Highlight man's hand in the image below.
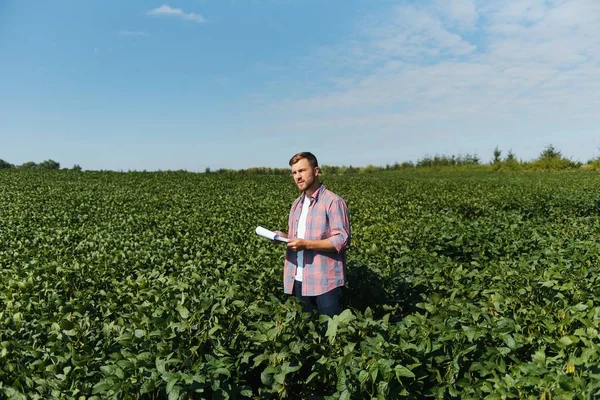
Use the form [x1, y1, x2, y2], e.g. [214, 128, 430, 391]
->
[287, 238, 308, 251]
[273, 231, 288, 245]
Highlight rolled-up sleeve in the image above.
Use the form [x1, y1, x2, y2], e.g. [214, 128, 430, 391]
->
[328, 199, 350, 253]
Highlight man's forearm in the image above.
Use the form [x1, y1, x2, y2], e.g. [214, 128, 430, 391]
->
[304, 238, 337, 252]
[287, 236, 347, 253]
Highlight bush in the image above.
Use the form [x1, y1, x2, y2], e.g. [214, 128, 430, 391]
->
[417, 153, 480, 168]
[38, 159, 61, 170]
[0, 159, 14, 169]
[527, 144, 579, 171]
[18, 161, 38, 169]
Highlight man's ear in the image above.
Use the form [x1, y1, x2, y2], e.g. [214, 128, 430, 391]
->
[315, 167, 320, 176]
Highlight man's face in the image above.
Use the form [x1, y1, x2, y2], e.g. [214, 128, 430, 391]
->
[291, 158, 318, 192]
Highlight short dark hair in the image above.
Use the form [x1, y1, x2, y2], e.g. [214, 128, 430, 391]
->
[289, 152, 319, 168]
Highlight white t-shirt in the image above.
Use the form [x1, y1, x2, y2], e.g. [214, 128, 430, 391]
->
[294, 195, 311, 282]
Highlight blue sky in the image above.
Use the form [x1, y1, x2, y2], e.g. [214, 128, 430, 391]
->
[1, 0, 599, 171]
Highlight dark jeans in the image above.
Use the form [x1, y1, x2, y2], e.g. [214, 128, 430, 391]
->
[293, 280, 344, 318]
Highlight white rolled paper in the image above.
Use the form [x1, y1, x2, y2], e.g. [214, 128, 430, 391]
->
[255, 226, 289, 242]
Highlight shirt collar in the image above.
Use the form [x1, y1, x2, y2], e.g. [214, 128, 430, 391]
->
[299, 183, 325, 204]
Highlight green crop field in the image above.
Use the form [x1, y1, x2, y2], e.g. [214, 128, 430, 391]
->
[2, 170, 600, 399]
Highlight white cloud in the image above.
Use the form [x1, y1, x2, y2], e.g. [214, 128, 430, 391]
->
[435, 0, 479, 30]
[147, 4, 206, 23]
[262, 0, 600, 161]
[369, 5, 477, 60]
[118, 30, 150, 37]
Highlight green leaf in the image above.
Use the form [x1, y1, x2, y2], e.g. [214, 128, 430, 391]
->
[335, 309, 355, 324]
[558, 336, 579, 347]
[213, 368, 231, 378]
[336, 370, 347, 392]
[325, 320, 338, 343]
[168, 386, 182, 400]
[394, 365, 415, 379]
[92, 381, 112, 394]
[532, 348, 546, 365]
[156, 358, 167, 374]
[261, 366, 276, 386]
[359, 370, 369, 385]
[253, 353, 269, 367]
[176, 305, 189, 319]
[166, 378, 178, 395]
[140, 379, 156, 394]
[559, 336, 573, 346]
[501, 334, 516, 349]
[100, 365, 115, 376]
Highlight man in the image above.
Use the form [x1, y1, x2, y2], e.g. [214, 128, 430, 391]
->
[275, 152, 351, 317]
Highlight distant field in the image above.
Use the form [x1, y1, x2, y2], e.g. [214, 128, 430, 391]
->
[1, 170, 600, 399]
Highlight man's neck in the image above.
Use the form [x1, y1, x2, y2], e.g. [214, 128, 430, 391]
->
[303, 182, 320, 198]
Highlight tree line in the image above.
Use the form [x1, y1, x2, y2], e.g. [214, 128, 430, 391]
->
[3, 144, 600, 174]
[0, 159, 81, 171]
[208, 145, 600, 175]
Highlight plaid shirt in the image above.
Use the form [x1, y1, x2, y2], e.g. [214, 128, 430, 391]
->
[284, 184, 351, 296]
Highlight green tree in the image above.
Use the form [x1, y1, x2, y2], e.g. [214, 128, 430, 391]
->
[19, 161, 38, 169]
[539, 144, 561, 159]
[531, 144, 578, 170]
[463, 154, 480, 165]
[38, 159, 61, 170]
[493, 147, 502, 163]
[360, 164, 381, 173]
[0, 159, 14, 169]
